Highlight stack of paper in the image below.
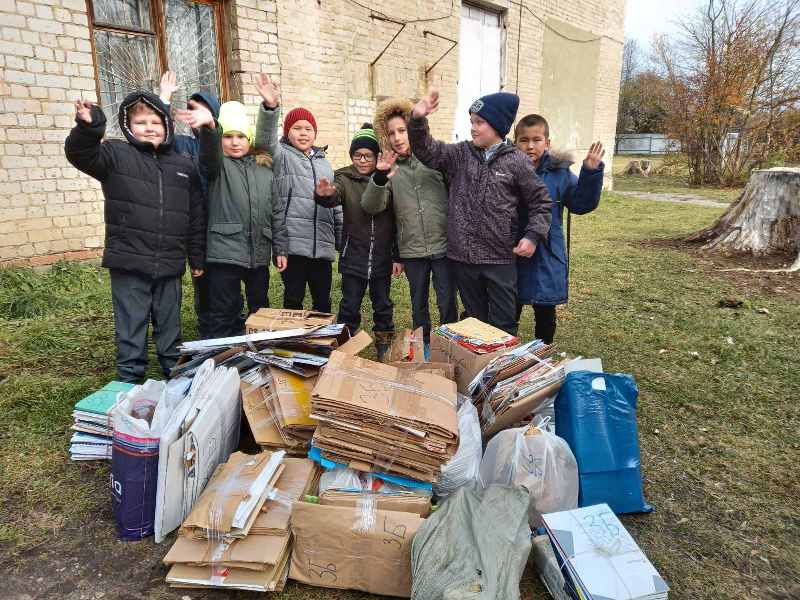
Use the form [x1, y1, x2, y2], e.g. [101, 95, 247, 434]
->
[310, 351, 459, 483]
[164, 451, 317, 592]
[542, 504, 669, 600]
[434, 318, 519, 354]
[70, 381, 135, 460]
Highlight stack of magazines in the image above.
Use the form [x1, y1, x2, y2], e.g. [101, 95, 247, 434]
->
[70, 381, 135, 460]
[434, 318, 519, 354]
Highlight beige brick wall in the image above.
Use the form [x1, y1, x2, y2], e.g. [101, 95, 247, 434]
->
[0, 0, 625, 266]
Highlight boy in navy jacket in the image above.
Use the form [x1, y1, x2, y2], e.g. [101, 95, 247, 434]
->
[514, 114, 605, 343]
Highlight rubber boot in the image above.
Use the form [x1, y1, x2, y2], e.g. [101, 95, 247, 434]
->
[375, 331, 395, 363]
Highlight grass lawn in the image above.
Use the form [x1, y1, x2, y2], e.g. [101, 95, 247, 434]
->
[1, 191, 798, 599]
[613, 154, 744, 203]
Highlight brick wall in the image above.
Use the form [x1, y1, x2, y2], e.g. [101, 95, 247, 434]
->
[0, 0, 625, 266]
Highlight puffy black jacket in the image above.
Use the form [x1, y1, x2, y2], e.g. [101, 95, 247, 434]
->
[65, 91, 205, 279]
[314, 165, 396, 279]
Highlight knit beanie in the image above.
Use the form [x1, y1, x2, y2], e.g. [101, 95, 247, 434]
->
[217, 101, 253, 143]
[468, 92, 520, 139]
[349, 123, 379, 157]
[283, 107, 318, 137]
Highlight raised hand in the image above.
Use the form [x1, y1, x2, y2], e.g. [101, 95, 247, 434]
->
[315, 177, 336, 197]
[255, 73, 280, 109]
[175, 99, 215, 129]
[583, 141, 605, 170]
[513, 238, 537, 258]
[412, 89, 440, 119]
[74, 99, 94, 124]
[159, 71, 179, 104]
[376, 150, 400, 177]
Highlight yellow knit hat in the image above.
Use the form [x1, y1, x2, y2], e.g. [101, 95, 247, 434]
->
[217, 101, 254, 143]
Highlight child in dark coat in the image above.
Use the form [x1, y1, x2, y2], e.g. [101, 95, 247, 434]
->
[315, 124, 398, 360]
[65, 92, 205, 382]
[514, 114, 605, 343]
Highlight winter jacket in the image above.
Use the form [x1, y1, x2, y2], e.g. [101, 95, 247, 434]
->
[64, 91, 205, 279]
[517, 150, 604, 305]
[170, 91, 221, 199]
[265, 105, 342, 261]
[407, 116, 551, 265]
[199, 105, 288, 269]
[315, 165, 396, 279]
[360, 154, 448, 259]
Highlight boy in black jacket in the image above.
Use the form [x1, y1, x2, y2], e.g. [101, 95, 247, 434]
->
[65, 92, 205, 382]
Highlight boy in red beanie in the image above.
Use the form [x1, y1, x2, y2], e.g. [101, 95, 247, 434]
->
[267, 106, 340, 312]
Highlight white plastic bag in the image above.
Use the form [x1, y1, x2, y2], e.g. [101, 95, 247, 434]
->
[434, 395, 482, 499]
[319, 467, 363, 494]
[479, 424, 578, 526]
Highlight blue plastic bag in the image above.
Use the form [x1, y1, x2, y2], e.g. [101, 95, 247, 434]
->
[111, 431, 160, 540]
[555, 371, 653, 514]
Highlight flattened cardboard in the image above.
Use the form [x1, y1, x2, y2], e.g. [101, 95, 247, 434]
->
[252, 458, 317, 535]
[241, 383, 283, 448]
[290, 501, 424, 597]
[481, 381, 563, 438]
[245, 308, 336, 334]
[336, 330, 373, 356]
[268, 366, 316, 428]
[319, 491, 432, 517]
[392, 361, 456, 381]
[164, 531, 289, 569]
[430, 333, 518, 393]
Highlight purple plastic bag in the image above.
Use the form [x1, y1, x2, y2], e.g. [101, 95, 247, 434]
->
[111, 432, 159, 540]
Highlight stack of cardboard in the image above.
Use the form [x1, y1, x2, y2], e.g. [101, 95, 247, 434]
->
[431, 318, 520, 393]
[70, 381, 135, 460]
[245, 308, 336, 334]
[164, 451, 318, 592]
[310, 351, 459, 483]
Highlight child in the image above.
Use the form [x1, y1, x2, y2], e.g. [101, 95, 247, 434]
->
[407, 91, 552, 335]
[158, 71, 220, 339]
[65, 92, 205, 382]
[514, 114, 605, 343]
[176, 74, 289, 339]
[314, 124, 397, 361]
[270, 106, 341, 313]
[361, 97, 457, 359]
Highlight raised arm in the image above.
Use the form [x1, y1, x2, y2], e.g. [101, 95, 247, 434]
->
[254, 73, 281, 156]
[64, 101, 114, 181]
[314, 177, 342, 209]
[176, 102, 221, 179]
[407, 90, 461, 175]
[361, 150, 398, 215]
[565, 141, 605, 215]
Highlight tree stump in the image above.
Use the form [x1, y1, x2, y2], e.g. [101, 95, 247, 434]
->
[685, 167, 800, 270]
[624, 160, 653, 176]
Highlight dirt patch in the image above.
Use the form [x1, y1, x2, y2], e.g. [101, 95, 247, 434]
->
[641, 238, 800, 299]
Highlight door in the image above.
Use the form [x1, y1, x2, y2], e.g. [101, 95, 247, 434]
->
[453, 3, 503, 141]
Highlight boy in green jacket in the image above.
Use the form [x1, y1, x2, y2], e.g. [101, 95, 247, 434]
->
[361, 98, 457, 358]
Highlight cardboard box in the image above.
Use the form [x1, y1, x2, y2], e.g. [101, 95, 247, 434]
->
[430, 333, 517, 394]
[319, 490, 432, 517]
[245, 308, 336, 334]
[290, 501, 424, 597]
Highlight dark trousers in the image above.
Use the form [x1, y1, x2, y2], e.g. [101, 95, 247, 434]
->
[452, 261, 518, 336]
[192, 271, 212, 339]
[281, 254, 332, 313]
[403, 256, 458, 344]
[517, 303, 557, 344]
[109, 269, 182, 383]
[206, 263, 269, 339]
[338, 273, 394, 335]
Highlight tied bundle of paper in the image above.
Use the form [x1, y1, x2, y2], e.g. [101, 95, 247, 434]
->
[542, 504, 670, 600]
[70, 381, 135, 460]
[310, 351, 459, 484]
[469, 340, 568, 437]
[165, 451, 318, 592]
[435, 317, 519, 354]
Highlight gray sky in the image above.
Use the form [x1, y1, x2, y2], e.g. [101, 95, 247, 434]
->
[625, 0, 704, 47]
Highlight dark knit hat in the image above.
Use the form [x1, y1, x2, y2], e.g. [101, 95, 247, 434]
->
[468, 92, 520, 138]
[349, 123, 379, 157]
[283, 107, 317, 137]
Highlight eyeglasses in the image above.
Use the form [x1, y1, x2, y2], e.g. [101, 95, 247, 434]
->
[353, 153, 375, 162]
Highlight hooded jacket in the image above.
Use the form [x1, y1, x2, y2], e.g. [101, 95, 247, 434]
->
[407, 116, 552, 265]
[315, 164, 396, 279]
[362, 97, 448, 259]
[199, 104, 288, 269]
[264, 105, 342, 261]
[516, 150, 604, 305]
[64, 91, 205, 278]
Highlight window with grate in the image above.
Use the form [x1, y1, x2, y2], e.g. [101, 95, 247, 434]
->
[89, 0, 226, 136]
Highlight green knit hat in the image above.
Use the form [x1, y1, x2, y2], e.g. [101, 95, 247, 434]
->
[349, 122, 379, 157]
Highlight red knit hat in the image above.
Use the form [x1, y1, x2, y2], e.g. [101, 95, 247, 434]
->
[283, 107, 318, 137]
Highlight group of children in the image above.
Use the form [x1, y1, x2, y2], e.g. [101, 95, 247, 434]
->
[65, 72, 604, 383]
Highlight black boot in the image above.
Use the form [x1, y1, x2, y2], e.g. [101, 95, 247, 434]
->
[375, 331, 395, 363]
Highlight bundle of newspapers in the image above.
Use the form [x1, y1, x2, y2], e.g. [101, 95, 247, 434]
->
[164, 450, 319, 592]
[434, 317, 519, 354]
[70, 381, 134, 460]
[309, 351, 460, 483]
[468, 340, 568, 436]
